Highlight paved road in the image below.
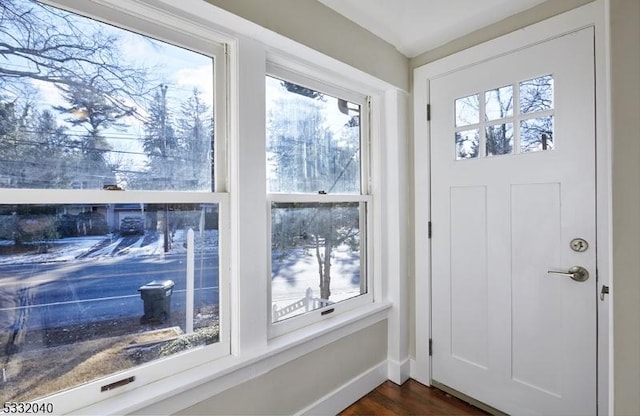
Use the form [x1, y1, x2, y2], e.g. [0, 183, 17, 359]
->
[0, 234, 219, 332]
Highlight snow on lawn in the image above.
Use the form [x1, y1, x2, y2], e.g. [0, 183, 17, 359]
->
[0, 236, 105, 265]
[0, 229, 218, 265]
[271, 243, 362, 316]
[1, 228, 354, 320]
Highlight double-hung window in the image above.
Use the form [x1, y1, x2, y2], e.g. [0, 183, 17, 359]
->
[0, 0, 228, 407]
[266, 64, 372, 336]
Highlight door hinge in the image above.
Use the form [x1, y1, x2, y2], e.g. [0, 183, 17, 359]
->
[428, 221, 432, 239]
[426, 104, 431, 121]
[429, 338, 433, 356]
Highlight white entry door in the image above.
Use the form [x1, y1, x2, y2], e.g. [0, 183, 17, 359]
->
[430, 27, 596, 415]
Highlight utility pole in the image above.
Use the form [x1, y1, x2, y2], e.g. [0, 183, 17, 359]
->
[160, 84, 170, 253]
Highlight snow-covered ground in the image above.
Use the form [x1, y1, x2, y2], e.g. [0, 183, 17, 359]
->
[271, 243, 362, 320]
[0, 236, 105, 265]
[0, 230, 360, 321]
[0, 229, 219, 266]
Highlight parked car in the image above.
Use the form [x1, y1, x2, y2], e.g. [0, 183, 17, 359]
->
[120, 216, 144, 235]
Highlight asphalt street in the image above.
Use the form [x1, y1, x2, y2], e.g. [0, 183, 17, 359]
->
[0, 234, 219, 332]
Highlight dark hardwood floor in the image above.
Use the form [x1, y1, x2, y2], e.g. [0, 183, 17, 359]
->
[338, 379, 489, 416]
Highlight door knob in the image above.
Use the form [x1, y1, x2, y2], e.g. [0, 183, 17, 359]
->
[547, 266, 589, 282]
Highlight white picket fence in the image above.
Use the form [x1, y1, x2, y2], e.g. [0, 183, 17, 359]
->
[272, 287, 333, 321]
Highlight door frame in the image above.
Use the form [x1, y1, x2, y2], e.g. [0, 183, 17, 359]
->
[411, 2, 611, 414]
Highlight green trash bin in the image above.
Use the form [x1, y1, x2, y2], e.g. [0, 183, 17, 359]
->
[138, 280, 174, 324]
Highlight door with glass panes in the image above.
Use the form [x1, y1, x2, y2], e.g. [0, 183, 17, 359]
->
[430, 27, 596, 415]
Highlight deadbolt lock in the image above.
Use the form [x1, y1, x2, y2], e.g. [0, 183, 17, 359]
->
[570, 238, 589, 252]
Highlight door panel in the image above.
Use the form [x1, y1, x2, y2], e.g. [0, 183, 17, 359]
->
[511, 183, 562, 395]
[450, 186, 488, 368]
[430, 28, 596, 415]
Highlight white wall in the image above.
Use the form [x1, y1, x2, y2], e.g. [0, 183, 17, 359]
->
[135, 321, 388, 415]
[609, 0, 640, 414]
[409, 0, 595, 70]
[204, 0, 409, 92]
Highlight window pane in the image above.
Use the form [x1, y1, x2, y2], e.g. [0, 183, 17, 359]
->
[0, 0, 215, 191]
[271, 202, 365, 322]
[520, 75, 554, 114]
[0, 203, 219, 402]
[521, 116, 554, 153]
[455, 94, 480, 127]
[455, 129, 480, 160]
[485, 85, 513, 121]
[266, 76, 361, 194]
[486, 123, 514, 156]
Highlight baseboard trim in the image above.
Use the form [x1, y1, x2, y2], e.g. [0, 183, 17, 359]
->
[297, 361, 388, 416]
[387, 357, 411, 385]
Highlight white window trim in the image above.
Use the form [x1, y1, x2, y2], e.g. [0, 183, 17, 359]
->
[265, 62, 375, 337]
[22, 0, 402, 413]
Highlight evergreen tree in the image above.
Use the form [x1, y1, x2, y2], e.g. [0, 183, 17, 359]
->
[31, 109, 76, 188]
[177, 88, 213, 191]
[0, 98, 24, 186]
[54, 83, 134, 187]
[141, 84, 180, 190]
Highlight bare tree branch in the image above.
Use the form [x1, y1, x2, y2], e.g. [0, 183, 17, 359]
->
[0, 0, 154, 115]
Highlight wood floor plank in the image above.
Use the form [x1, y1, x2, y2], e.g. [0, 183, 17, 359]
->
[338, 379, 488, 416]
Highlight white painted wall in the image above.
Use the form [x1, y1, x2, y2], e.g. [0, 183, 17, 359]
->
[609, 0, 640, 414]
[409, 0, 595, 69]
[135, 321, 388, 415]
[203, 0, 409, 92]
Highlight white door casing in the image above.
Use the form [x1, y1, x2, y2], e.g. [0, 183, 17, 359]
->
[429, 27, 596, 415]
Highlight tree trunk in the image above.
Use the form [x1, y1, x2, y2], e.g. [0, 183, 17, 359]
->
[315, 234, 323, 289]
[321, 233, 332, 300]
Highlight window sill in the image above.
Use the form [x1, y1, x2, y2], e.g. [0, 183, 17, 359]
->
[71, 301, 392, 415]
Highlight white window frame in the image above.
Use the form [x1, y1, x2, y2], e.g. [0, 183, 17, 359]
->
[1, 0, 398, 413]
[265, 62, 375, 338]
[3, 0, 231, 411]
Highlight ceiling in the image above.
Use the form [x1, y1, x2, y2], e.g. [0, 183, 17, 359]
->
[317, 0, 548, 58]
